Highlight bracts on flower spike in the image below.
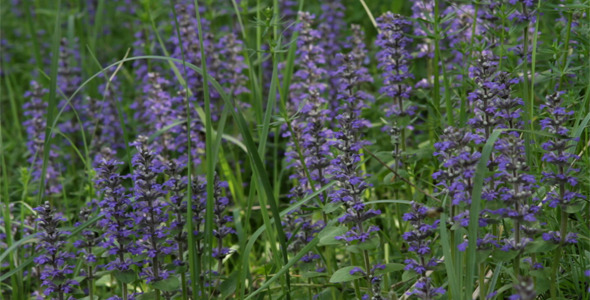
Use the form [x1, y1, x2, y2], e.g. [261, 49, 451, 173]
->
[403, 202, 445, 299]
[376, 12, 415, 118]
[34, 202, 78, 299]
[130, 136, 174, 285]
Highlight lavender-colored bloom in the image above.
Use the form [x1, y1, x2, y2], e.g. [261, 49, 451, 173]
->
[468, 53, 500, 139]
[289, 12, 328, 114]
[494, 133, 539, 251]
[411, 1, 435, 58]
[164, 160, 188, 266]
[406, 277, 446, 299]
[433, 127, 483, 208]
[88, 74, 124, 162]
[376, 12, 415, 117]
[403, 202, 445, 298]
[508, 0, 538, 24]
[542, 231, 577, 244]
[211, 176, 235, 261]
[318, 0, 345, 114]
[443, 5, 482, 65]
[130, 136, 174, 283]
[95, 148, 137, 271]
[73, 207, 101, 284]
[170, 3, 213, 97]
[57, 38, 83, 134]
[170, 90, 206, 166]
[279, 0, 299, 39]
[138, 72, 175, 152]
[287, 11, 332, 190]
[282, 212, 324, 266]
[23, 81, 62, 196]
[34, 202, 78, 297]
[330, 40, 377, 244]
[540, 92, 585, 209]
[216, 33, 249, 98]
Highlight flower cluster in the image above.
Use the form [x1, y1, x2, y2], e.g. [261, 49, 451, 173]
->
[130, 136, 174, 283]
[95, 148, 137, 272]
[211, 176, 235, 261]
[376, 12, 415, 117]
[540, 92, 583, 209]
[287, 11, 332, 190]
[331, 24, 377, 244]
[283, 11, 330, 270]
[23, 81, 62, 196]
[403, 202, 445, 299]
[34, 202, 78, 297]
[57, 37, 83, 134]
[88, 75, 124, 161]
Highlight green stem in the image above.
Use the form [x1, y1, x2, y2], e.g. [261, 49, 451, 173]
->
[557, 6, 573, 89]
[521, 6, 533, 164]
[479, 263, 486, 300]
[433, 0, 442, 127]
[351, 255, 363, 299]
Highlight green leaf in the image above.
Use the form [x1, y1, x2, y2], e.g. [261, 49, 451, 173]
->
[402, 270, 418, 282]
[492, 250, 519, 262]
[329, 266, 365, 283]
[526, 240, 559, 254]
[346, 236, 380, 253]
[322, 202, 340, 214]
[477, 250, 493, 264]
[113, 270, 137, 284]
[317, 226, 347, 246]
[565, 201, 584, 214]
[152, 276, 181, 292]
[220, 271, 238, 299]
[135, 292, 156, 300]
[530, 269, 550, 294]
[374, 263, 405, 276]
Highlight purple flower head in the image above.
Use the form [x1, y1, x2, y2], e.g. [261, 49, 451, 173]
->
[376, 12, 415, 117]
[403, 201, 443, 291]
[406, 277, 445, 299]
[212, 175, 235, 263]
[34, 202, 78, 297]
[508, 0, 538, 25]
[95, 149, 137, 271]
[318, 0, 346, 115]
[433, 127, 482, 212]
[130, 136, 174, 282]
[216, 33, 249, 98]
[23, 81, 62, 196]
[540, 92, 585, 209]
[286, 11, 333, 196]
[411, 1, 435, 58]
[88, 74, 125, 162]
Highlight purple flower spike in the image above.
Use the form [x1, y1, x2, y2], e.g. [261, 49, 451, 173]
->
[34, 202, 78, 298]
[95, 148, 138, 271]
[130, 136, 174, 283]
[403, 202, 445, 298]
[23, 81, 62, 196]
[540, 92, 585, 210]
[376, 12, 415, 117]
